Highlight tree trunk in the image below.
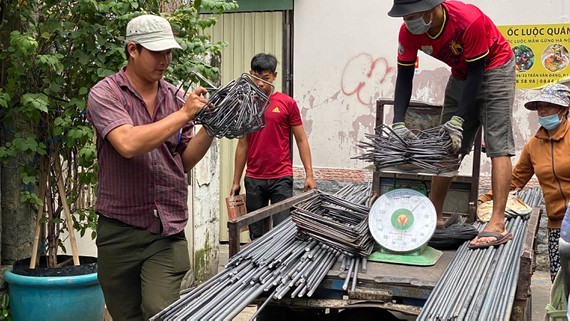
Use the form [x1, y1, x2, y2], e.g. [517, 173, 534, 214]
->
[0, 0, 26, 265]
[1, 156, 35, 265]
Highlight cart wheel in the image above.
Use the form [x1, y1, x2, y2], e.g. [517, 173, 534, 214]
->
[337, 308, 401, 321]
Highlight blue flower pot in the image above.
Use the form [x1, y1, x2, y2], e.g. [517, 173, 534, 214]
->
[4, 268, 105, 321]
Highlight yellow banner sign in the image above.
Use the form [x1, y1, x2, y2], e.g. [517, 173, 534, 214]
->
[498, 24, 570, 89]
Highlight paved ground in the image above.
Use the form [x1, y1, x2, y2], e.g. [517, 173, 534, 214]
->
[218, 244, 557, 320]
[532, 269, 553, 321]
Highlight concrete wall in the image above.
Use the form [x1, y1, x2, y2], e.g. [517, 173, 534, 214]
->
[188, 138, 220, 283]
[292, 0, 570, 190]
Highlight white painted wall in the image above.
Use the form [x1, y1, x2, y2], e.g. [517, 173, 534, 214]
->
[293, 0, 570, 183]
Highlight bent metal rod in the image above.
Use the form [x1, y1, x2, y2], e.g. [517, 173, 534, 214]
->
[175, 72, 274, 139]
[354, 124, 461, 173]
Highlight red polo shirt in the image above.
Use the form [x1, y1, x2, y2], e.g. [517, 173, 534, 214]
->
[397, 0, 513, 80]
[245, 92, 302, 179]
[87, 67, 194, 235]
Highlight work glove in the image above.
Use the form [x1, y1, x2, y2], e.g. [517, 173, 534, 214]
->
[391, 122, 417, 141]
[441, 116, 464, 153]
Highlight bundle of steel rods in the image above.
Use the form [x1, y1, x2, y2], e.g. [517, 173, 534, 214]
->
[417, 216, 528, 320]
[337, 254, 368, 293]
[291, 189, 375, 257]
[176, 73, 272, 139]
[151, 184, 372, 321]
[354, 124, 461, 173]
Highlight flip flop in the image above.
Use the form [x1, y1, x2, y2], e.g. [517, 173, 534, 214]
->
[468, 231, 513, 249]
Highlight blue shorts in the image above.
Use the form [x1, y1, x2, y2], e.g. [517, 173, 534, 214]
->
[442, 57, 516, 157]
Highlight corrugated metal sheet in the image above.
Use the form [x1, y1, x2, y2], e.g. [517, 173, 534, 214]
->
[205, 11, 283, 242]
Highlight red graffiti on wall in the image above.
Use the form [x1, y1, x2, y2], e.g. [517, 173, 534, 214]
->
[341, 53, 394, 105]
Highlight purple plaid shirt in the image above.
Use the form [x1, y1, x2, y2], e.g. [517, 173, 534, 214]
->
[87, 67, 194, 235]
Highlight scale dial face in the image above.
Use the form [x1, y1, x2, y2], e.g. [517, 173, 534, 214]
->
[369, 188, 437, 252]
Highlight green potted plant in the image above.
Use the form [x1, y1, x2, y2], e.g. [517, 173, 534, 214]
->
[0, 0, 236, 319]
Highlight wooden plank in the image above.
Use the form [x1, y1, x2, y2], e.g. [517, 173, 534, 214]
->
[515, 207, 541, 301]
[511, 208, 540, 320]
[29, 159, 48, 269]
[55, 157, 80, 266]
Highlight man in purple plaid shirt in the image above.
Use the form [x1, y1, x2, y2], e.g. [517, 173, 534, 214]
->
[87, 14, 214, 320]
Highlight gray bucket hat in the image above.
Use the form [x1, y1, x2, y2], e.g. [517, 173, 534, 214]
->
[388, 0, 445, 17]
[524, 83, 570, 110]
[125, 14, 182, 51]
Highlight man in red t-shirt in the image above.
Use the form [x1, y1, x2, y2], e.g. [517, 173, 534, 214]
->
[231, 53, 317, 240]
[388, 0, 516, 248]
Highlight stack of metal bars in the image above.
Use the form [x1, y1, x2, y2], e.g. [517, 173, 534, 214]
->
[417, 216, 528, 320]
[354, 124, 460, 173]
[176, 73, 273, 139]
[291, 190, 375, 257]
[150, 183, 372, 321]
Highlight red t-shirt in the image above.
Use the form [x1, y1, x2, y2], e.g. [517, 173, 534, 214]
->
[397, 0, 512, 80]
[245, 91, 302, 179]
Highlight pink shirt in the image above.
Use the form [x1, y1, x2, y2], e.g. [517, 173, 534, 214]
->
[245, 92, 302, 179]
[87, 68, 194, 235]
[397, 0, 513, 80]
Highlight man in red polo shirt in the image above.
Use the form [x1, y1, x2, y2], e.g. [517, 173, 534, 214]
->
[388, 0, 516, 248]
[231, 53, 316, 240]
[87, 14, 214, 320]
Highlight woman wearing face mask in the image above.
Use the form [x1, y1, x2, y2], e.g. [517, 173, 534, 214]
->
[387, 0, 516, 249]
[479, 83, 570, 282]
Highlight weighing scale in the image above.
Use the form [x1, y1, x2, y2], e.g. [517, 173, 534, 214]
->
[368, 188, 443, 266]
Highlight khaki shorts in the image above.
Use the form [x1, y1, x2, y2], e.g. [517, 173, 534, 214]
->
[442, 57, 516, 157]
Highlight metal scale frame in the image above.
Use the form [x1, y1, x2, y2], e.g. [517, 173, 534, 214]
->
[366, 99, 482, 266]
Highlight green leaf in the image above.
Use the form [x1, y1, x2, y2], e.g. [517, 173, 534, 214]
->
[12, 136, 39, 153]
[37, 54, 64, 72]
[21, 93, 49, 113]
[0, 91, 10, 108]
[9, 31, 38, 55]
[20, 191, 43, 206]
[21, 174, 36, 185]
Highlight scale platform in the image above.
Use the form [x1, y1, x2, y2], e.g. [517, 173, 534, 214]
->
[368, 246, 443, 266]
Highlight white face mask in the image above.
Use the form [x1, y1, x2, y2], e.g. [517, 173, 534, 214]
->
[404, 11, 432, 35]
